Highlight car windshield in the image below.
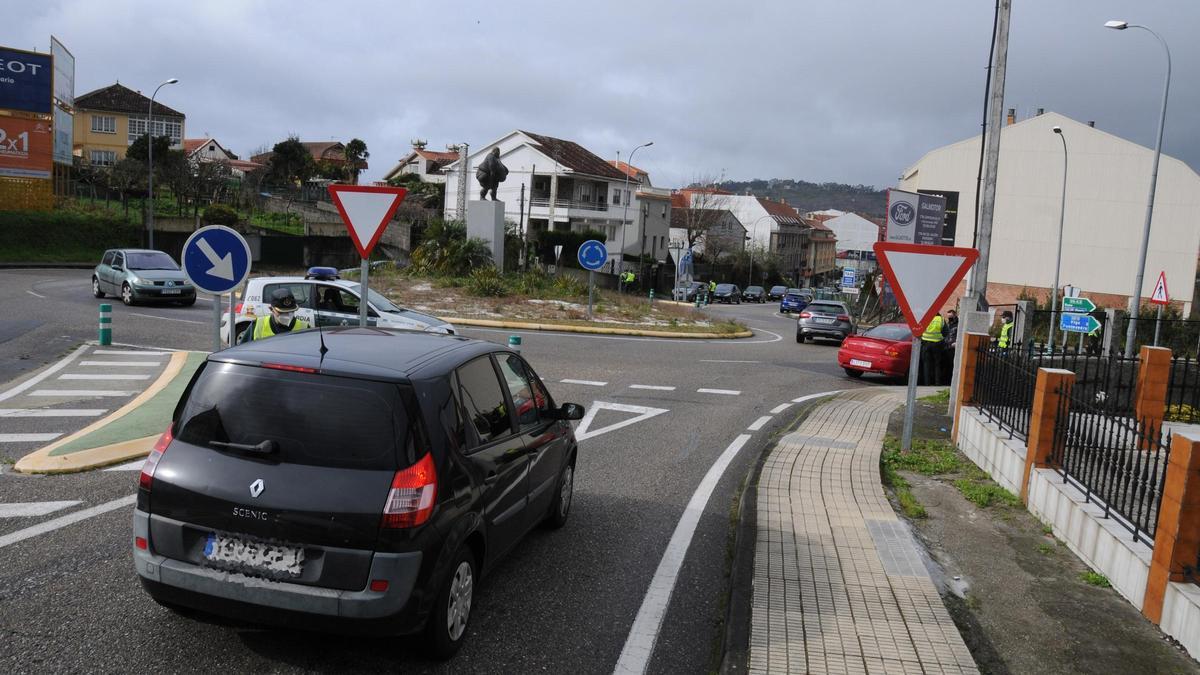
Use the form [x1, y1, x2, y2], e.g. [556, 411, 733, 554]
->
[863, 324, 912, 341]
[808, 303, 845, 314]
[747, 286, 763, 293]
[716, 284, 735, 292]
[125, 251, 178, 271]
[787, 288, 802, 294]
[348, 283, 401, 312]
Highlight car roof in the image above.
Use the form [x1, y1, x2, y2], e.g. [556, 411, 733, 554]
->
[209, 327, 495, 381]
[249, 276, 356, 289]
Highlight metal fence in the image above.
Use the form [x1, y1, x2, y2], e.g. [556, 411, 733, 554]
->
[1049, 383, 1172, 545]
[1017, 346, 1141, 418]
[972, 342, 1037, 441]
[1167, 356, 1200, 423]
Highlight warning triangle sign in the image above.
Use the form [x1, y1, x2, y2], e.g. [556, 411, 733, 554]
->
[327, 185, 408, 258]
[873, 242, 980, 338]
[1150, 271, 1170, 305]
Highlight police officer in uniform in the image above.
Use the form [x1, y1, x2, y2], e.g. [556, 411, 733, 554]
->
[920, 311, 944, 385]
[239, 288, 310, 343]
[997, 310, 1015, 349]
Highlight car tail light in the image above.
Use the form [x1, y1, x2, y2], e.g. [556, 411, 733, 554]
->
[370, 579, 389, 592]
[885, 346, 902, 357]
[837, 314, 851, 321]
[140, 423, 173, 491]
[135, 537, 148, 550]
[382, 452, 437, 529]
[799, 311, 812, 319]
[262, 363, 318, 373]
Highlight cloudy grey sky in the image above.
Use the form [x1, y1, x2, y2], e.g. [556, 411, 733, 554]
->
[11, 1, 1199, 189]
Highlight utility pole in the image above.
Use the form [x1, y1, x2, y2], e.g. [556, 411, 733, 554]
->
[967, 0, 1012, 311]
[456, 143, 469, 221]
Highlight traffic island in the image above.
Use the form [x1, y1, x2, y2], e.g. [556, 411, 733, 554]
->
[440, 316, 753, 339]
[14, 351, 206, 474]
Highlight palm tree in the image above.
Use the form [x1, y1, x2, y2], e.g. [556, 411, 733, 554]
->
[343, 138, 369, 184]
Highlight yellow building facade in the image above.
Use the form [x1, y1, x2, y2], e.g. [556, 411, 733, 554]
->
[72, 83, 184, 167]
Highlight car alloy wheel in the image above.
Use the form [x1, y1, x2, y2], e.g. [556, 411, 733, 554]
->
[446, 560, 473, 641]
[121, 283, 134, 306]
[546, 462, 574, 528]
[92, 277, 104, 298]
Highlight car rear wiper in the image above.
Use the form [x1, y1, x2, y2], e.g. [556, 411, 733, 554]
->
[209, 439, 279, 455]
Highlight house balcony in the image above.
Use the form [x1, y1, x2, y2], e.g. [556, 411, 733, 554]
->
[530, 195, 609, 213]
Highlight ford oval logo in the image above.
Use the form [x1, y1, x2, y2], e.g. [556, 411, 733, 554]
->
[249, 478, 264, 498]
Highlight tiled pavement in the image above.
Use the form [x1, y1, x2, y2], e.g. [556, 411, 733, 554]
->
[750, 389, 977, 674]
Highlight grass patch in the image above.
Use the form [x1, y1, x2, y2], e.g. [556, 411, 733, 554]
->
[880, 452, 926, 519]
[954, 479, 1021, 509]
[1037, 542, 1055, 555]
[1041, 524, 1054, 536]
[919, 388, 951, 405]
[1080, 571, 1112, 588]
[882, 436, 963, 475]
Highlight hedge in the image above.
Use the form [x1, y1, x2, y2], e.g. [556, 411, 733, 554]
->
[0, 210, 141, 262]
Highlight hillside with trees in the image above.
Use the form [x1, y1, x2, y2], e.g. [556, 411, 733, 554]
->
[718, 179, 887, 217]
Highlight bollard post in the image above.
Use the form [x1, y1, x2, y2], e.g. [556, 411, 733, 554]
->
[649, 289, 654, 305]
[508, 335, 521, 353]
[98, 303, 112, 346]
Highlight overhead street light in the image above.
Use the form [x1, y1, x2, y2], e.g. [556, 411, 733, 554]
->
[1047, 126, 1068, 351]
[1105, 20, 1171, 356]
[146, 77, 179, 250]
[617, 141, 653, 292]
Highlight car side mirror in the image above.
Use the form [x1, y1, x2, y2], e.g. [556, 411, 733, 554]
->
[554, 403, 585, 421]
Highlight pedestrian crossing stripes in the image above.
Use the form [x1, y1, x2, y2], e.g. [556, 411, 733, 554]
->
[79, 361, 161, 367]
[59, 374, 151, 381]
[0, 409, 106, 417]
[92, 350, 174, 356]
[31, 390, 137, 397]
[0, 501, 82, 517]
[0, 433, 62, 443]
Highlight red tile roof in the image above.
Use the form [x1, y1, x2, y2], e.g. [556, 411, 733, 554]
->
[608, 160, 647, 180]
[416, 149, 459, 163]
[520, 131, 627, 180]
[182, 139, 207, 155]
[758, 197, 805, 225]
[75, 83, 185, 118]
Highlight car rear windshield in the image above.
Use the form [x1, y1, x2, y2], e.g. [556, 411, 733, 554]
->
[716, 284, 735, 292]
[808, 303, 845, 314]
[126, 251, 179, 271]
[863, 324, 912, 341]
[784, 291, 805, 299]
[175, 362, 412, 470]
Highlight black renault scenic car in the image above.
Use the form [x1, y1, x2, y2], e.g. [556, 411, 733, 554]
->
[132, 327, 584, 658]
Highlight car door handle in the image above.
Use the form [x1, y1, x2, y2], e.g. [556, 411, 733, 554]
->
[483, 472, 499, 486]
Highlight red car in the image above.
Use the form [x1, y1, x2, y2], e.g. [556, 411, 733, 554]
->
[837, 323, 914, 379]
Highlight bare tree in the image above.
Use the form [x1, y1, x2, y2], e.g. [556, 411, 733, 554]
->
[673, 174, 732, 254]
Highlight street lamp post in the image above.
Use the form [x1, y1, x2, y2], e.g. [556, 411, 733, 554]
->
[617, 141, 652, 292]
[1106, 20, 1171, 357]
[146, 78, 179, 249]
[1048, 126, 1068, 351]
[746, 214, 774, 287]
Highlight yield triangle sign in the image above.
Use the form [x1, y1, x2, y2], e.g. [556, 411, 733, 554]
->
[873, 242, 980, 338]
[327, 185, 408, 258]
[1150, 271, 1170, 305]
[574, 401, 668, 441]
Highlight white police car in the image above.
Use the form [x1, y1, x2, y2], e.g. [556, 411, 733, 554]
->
[220, 267, 455, 342]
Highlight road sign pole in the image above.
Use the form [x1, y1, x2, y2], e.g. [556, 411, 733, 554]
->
[359, 259, 370, 327]
[901, 336, 921, 452]
[1154, 304, 1162, 347]
[228, 292, 235, 347]
[588, 271, 594, 320]
[211, 295, 221, 352]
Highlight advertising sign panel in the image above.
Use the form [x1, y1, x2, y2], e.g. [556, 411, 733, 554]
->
[885, 188, 946, 245]
[0, 117, 53, 178]
[0, 47, 52, 114]
[51, 36, 74, 108]
[52, 106, 72, 165]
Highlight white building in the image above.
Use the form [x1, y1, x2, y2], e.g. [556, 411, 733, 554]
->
[381, 141, 459, 184]
[443, 130, 670, 272]
[820, 212, 882, 272]
[899, 111, 1200, 312]
[182, 137, 262, 178]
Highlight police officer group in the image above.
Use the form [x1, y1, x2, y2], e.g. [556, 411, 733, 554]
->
[919, 308, 1014, 384]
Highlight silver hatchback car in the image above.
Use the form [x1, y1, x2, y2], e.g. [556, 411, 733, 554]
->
[796, 300, 854, 344]
[93, 249, 196, 306]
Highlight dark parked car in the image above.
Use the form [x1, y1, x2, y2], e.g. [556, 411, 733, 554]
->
[94, 249, 196, 306]
[133, 328, 584, 658]
[674, 281, 705, 302]
[797, 301, 855, 343]
[712, 283, 741, 304]
[779, 289, 810, 314]
[767, 285, 788, 301]
[742, 286, 766, 303]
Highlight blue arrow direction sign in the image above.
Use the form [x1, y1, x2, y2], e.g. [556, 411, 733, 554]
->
[1060, 312, 1101, 334]
[578, 239, 608, 271]
[181, 225, 252, 295]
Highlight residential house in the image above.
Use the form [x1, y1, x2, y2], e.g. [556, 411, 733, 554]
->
[382, 140, 460, 184]
[72, 83, 185, 167]
[251, 140, 367, 183]
[442, 130, 671, 273]
[183, 137, 263, 179]
[668, 189, 746, 259]
[817, 211, 883, 273]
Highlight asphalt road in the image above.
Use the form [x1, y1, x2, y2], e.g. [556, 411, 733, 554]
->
[0, 273, 885, 674]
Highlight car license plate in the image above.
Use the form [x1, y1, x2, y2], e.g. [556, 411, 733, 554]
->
[204, 532, 304, 577]
[161, 288, 181, 295]
[815, 317, 834, 324]
[850, 359, 872, 368]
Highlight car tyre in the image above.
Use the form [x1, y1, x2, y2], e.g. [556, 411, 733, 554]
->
[424, 548, 476, 660]
[843, 367, 864, 379]
[796, 332, 804, 343]
[544, 460, 574, 529]
[92, 277, 105, 298]
[121, 283, 135, 306]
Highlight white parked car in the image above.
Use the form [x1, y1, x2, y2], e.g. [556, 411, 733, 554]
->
[221, 268, 455, 343]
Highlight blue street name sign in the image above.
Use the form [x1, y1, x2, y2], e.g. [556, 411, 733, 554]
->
[578, 239, 608, 271]
[842, 268, 857, 289]
[1060, 312, 1101, 334]
[181, 225, 252, 295]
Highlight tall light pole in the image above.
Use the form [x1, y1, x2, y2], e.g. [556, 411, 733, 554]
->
[617, 141, 652, 291]
[746, 214, 774, 287]
[146, 78, 178, 249]
[1106, 20, 1171, 357]
[1048, 126, 1068, 351]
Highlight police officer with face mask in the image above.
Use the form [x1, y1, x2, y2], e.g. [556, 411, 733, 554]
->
[239, 288, 309, 343]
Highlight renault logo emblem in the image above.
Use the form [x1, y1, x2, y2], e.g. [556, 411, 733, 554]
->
[249, 479, 264, 498]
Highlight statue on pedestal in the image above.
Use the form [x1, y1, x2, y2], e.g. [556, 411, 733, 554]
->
[475, 147, 508, 200]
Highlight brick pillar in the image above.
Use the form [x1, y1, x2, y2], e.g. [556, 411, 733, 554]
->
[1135, 346, 1172, 430]
[953, 332, 991, 438]
[1143, 432, 1200, 625]
[1020, 368, 1076, 505]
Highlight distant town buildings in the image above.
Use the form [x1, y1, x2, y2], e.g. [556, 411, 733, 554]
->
[382, 140, 459, 184]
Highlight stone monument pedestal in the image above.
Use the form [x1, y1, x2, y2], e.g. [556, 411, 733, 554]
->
[467, 200, 505, 270]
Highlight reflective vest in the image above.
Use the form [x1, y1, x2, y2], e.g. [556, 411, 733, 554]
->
[998, 321, 1014, 348]
[921, 314, 944, 343]
[251, 315, 309, 341]
[709, 281, 717, 292]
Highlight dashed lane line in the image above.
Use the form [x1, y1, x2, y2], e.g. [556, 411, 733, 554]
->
[697, 388, 741, 396]
[31, 390, 138, 397]
[0, 433, 62, 443]
[770, 403, 792, 414]
[561, 379, 608, 387]
[0, 494, 136, 550]
[629, 385, 676, 391]
[79, 361, 161, 367]
[25, 290, 45, 299]
[698, 359, 761, 364]
[0, 409, 106, 417]
[747, 416, 772, 431]
[0, 501, 82, 518]
[58, 374, 151, 381]
[92, 350, 175, 356]
[128, 312, 205, 325]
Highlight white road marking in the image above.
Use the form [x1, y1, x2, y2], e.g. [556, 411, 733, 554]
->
[793, 391, 840, 403]
[0, 433, 61, 443]
[0, 501, 82, 517]
[697, 388, 740, 396]
[0, 494, 136, 550]
[460, 325, 784, 345]
[25, 290, 45, 299]
[747, 416, 772, 431]
[128, 312, 205, 325]
[0, 344, 89, 403]
[561, 379, 608, 387]
[614, 433, 752, 675]
[104, 459, 145, 471]
[698, 359, 761, 364]
[58, 373, 151, 381]
[629, 384, 676, 391]
[92, 350, 175, 356]
[574, 401, 668, 441]
[770, 403, 792, 414]
[31, 389, 137, 397]
[79, 360, 161, 367]
[0, 408, 106, 417]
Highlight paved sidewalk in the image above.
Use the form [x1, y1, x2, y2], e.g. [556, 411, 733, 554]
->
[750, 389, 977, 674]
